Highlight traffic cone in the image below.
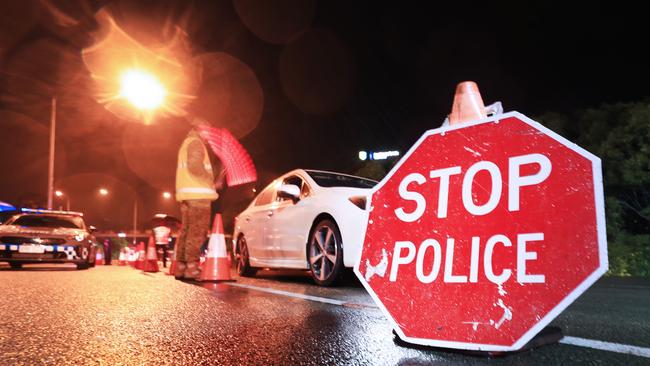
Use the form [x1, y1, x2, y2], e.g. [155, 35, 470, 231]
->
[200, 214, 233, 282]
[449, 81, 487, 126]
[167, 242, 177, 276]
[128, 247, 137, 267]
[135, 241, 146, 270]
[142, 236, 159, 273]
[95, 249, 104, 265]
[118, 248, 126, 266]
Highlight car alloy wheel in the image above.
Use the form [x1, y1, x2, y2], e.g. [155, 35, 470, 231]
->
[308, 220, 343, 286]
[236, 236, 256, 277]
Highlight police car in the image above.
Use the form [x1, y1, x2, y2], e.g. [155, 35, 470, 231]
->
[0, 209, 98, 269]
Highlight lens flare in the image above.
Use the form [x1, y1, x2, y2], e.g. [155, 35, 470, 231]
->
[119, 70, 167, 110]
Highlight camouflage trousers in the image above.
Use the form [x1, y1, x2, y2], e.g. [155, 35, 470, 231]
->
[175, 200, 211, 274]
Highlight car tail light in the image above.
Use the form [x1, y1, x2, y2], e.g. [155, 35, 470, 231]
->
[348, 196, 368, 210]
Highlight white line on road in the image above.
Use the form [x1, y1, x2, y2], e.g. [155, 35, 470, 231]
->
[560, 336, 650, 358]
[225, 282, 348, 306]
[221, 282, 650, 359]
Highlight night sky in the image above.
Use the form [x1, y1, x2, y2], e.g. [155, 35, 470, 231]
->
[0, 0, 647, 229]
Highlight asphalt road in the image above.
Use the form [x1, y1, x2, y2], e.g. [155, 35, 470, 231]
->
[0, 263, 648, 365]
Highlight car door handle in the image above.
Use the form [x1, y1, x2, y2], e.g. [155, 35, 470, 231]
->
[245, 217, 250, 222]
[267, 211, 274, 217]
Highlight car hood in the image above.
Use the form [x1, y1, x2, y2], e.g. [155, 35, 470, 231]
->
[322, 186, 374, 197]
[0, 225, 86, 237]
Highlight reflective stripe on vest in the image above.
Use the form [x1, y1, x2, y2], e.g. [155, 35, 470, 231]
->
[177, 187, 217, 194]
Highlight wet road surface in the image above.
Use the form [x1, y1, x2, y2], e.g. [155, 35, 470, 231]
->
[0, 263, 648, 365]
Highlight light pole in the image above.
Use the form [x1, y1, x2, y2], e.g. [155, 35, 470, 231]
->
[132, 200, 138, 246]
[47, 97, 56, 210]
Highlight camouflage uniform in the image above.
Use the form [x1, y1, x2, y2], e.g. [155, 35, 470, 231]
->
[175, 200, 211, 278]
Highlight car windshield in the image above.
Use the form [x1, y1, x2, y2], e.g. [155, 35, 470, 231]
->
[9, 215, 84, 229]
[305, 171, 377, 189]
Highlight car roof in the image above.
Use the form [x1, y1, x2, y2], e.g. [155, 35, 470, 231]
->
[18, 208, 84, 217]
[303, 169, 377, 182]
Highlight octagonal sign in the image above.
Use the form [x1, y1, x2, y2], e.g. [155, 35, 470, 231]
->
[355, 112, 607, 351]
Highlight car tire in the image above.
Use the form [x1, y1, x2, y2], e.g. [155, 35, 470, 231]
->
[9, 262, 22, 269]
[236, 236, 257, 277]
[308, 219, 344, 286]
[89, 247, 96, 267]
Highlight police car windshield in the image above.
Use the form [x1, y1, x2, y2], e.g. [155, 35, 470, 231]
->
[9, 215, 84, 229]
[305, 171, 377, 189]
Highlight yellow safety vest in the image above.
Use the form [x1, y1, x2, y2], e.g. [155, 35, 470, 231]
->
[175, 132, 219, 201]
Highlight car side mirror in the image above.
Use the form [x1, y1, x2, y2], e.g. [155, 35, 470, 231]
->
[277, 184, 301, 201]
[88, 225, 97, 233]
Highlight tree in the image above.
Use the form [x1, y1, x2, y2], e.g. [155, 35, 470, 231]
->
[536, 100, 650, 275]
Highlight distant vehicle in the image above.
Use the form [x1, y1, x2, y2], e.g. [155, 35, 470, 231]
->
[233, 169, 376, 286]
[0, 209, 98, 270]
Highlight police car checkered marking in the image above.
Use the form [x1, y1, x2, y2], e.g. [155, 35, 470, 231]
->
[2, 244, 79, 259]
[62, 246, 78, 260]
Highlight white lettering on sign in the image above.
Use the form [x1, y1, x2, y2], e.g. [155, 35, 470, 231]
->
[389, 241, 416, 281]
[508, 154, 552, 211]
[416, 239, 442, 283]
[429, 167, 461, 218]
[394, 173, 426, 222]
[517, 233, 545, 283]
[394, 153, 552, 222]
[484, 235, 512, 285]
[462, 161, 502, 216]
[388, 233, 545, 285]
[444, 239, 467, 283]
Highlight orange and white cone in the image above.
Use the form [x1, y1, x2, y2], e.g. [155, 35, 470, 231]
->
[118, 249, 126, 266]
[200, 214, 233, 282]
[167, 242, 177, 276]
[128, 247, 137, 267]
[95, 249, 104, 265]
[449, 81, 487, 126]
[135, 241, 146, 270]
[142, 237, 159, 273]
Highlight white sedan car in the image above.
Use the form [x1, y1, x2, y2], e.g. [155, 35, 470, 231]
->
[233, 169, 376, 286]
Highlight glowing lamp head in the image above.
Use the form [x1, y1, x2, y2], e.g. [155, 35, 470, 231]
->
[162, 192, 172, 199]
[99, 188, 109, 196]
[55, 190, 64, 197]
[119, 69, 166, 110]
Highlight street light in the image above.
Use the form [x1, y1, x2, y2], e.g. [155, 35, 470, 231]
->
[162, 191, 172, 199]
[54, 190, 70, 211]
[119, 69, 167, 111]
[47, 67, 167, 209]
[99, 188, 109, 196]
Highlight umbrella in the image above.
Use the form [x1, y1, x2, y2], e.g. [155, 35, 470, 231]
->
[0, 201, 16, 212]
[196, 125, 257, 187]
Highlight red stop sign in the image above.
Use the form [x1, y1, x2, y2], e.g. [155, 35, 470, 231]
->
[355, 112, 607, 351]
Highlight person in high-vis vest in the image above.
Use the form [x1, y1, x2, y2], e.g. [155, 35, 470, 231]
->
[174, 125, 221, 280]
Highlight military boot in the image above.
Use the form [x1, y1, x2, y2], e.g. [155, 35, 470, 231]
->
[184, 262, 201, 280]
[174, 262, 187, 280]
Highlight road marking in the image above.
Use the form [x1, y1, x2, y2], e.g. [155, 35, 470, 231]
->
[222, 282, 650, 358]
[560, 336, 650, 358]
[226, 282, 348, 306]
